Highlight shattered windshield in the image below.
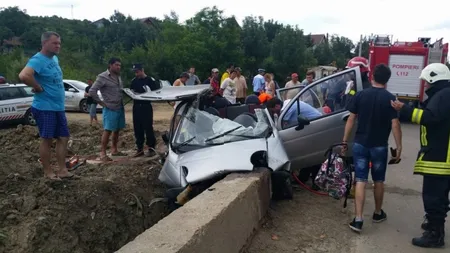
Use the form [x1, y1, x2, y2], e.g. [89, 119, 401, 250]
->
[172, 107, 271, 149]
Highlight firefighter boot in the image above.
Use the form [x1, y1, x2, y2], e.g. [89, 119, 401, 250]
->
[412, 225, 445, 248]
[421, 215, 430, 231]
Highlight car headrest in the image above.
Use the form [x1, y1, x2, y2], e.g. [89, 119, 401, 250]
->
[204, 106, 220, 116]
[233, 113, 257, 128]
[245, 95, 260, 105]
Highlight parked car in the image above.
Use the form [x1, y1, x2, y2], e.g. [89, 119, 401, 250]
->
[0, 83, 35, 126]
[63, 79, 103, 113]
[124, 67, 363, 208]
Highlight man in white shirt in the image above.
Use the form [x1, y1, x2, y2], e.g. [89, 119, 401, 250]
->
[252, 68, 265, 96]
[220, 70, 237, 104]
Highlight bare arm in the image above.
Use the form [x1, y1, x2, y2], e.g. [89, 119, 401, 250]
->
[173, 79, 181, 86]
[18, 67, 42, 92]
[391, 118, 402, 157]
[342, 113, 356, 143]
[88, 78, 105, 106]
[243, 78, 247, 95]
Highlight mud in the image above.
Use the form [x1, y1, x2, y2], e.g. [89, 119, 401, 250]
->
[0, 119, 170, 253]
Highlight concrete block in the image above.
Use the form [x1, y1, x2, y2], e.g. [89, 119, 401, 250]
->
[116, 168, 271, 253]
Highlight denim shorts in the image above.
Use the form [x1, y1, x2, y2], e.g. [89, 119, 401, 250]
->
[353, 142, 388, 183]
[102, 107, 125, 131]
[89, 103, 97, 117]
[31, 107, 70, 139]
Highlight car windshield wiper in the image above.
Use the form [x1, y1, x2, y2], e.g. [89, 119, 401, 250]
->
[204, 126, 243, 142]
[172, 136, 196, 150]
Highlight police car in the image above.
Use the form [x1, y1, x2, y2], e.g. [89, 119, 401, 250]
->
[0, 83, 35, 126]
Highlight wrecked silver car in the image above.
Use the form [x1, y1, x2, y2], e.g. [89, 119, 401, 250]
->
[124, 85, 291, 208]
[124, 66, 363, 209]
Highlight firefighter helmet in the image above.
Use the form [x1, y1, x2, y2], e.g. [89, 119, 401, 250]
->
[346, 57, 370, 73]
[419, 63, 450, 84]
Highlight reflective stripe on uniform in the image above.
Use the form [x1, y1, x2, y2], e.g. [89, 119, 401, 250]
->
[414, 134, 450, 174]
[349, 90, 356, 95]
[411, 108, 424, 124]
[414, 166, 450, 176]
[420, 126, 428, 146]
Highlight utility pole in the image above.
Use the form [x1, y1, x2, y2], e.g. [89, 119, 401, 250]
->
[358, 34, 363, 57]
[71, 5, 74, 19]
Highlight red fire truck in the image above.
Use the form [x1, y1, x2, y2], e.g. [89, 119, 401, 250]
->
[368, 35, 448, 107]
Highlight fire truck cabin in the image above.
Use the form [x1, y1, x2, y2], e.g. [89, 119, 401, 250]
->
[368, 35, 448, 107]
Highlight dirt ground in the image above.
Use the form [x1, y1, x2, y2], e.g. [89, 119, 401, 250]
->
[0, 103, 174, 253]
[246, 185, 355, 253]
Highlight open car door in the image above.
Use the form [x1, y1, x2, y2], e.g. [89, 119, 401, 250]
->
[276, 67, 363, 169]
[123, 84, 211, 101]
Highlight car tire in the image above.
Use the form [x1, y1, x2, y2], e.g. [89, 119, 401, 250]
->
[24, 109, 37, 126]
[272, 170, 293, 200]
[79, 99, 88, 113]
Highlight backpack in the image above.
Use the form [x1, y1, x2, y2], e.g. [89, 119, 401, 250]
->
[314, 143, 353, 208]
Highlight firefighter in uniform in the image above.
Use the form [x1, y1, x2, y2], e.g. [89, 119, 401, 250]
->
[391, 63, 450, 248]
[130, 64, 160, 157]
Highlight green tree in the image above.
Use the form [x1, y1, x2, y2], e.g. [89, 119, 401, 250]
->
[330, 35, 355, 68]
[0, 6, 360, 85]
[354, 36, 370, 58]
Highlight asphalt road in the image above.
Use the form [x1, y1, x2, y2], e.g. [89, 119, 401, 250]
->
[352, 123, 449, 252]
[247, 123, 449, 253]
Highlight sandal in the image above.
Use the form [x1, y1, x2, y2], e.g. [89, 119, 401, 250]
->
[97, 156, 113, 162]
[111, 151, 128, 157]
[59, 172, 81, 180]
[44, 174, 62, 181]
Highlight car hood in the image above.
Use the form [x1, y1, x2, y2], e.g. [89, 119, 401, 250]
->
[123, 84, 211, 102]
[171, 137, 290, 185]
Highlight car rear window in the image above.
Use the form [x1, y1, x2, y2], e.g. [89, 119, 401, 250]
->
[20, 86, 34, 97]
[0, 87, 24, 101]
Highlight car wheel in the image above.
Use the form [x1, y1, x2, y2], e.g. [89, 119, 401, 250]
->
[272, 170, 293, 200]
[24, 109, 37, 126]
[79, 99, 88, 113]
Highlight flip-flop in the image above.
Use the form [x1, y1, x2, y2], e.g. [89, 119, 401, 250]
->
[111, 151, 128, 156]
[59, 173, 81, 180]
[97, 156, 113, 162]
[45, 174, 62, 181]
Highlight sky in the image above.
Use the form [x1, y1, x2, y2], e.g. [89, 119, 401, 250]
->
[1, 0, 450, 44]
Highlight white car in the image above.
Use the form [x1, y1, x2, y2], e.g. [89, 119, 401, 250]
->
[63, 79, 103, 113]
[0, 83, 35, 126]
[63, 79, 169, 113]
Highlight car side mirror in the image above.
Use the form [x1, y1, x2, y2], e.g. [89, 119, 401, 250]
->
[295, 115, 310, 131]
[68, 88, 78, 92]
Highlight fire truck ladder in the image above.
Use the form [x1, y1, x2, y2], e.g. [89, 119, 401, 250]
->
[372, 35, 392, 46]
[427, 38, 444, 64]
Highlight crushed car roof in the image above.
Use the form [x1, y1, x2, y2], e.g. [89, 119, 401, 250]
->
[123, 84, 211, 101]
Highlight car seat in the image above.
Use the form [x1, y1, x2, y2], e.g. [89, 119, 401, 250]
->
[226, 104, 249, 120]
[204, 107, 220, 117]
[245, 95, 260, 105]
[233, 113, 257, 128]
[213, 97, 230, 109]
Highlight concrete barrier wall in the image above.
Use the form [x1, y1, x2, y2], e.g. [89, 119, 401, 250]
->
[117, 168, 271, 253]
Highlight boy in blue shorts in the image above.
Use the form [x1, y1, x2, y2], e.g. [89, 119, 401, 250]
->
[342, 64, 402, 232]
[19, 31, 75, 180]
